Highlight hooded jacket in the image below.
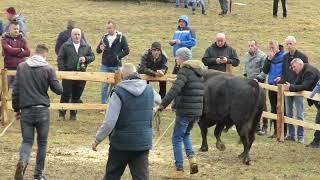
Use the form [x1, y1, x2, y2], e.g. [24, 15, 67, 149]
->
[262, 50, 286, 85]
[172, 15, 197, 57]
[57, 38, 95, 71]
[1, 32, 30, 69]
[12, 55, 63, 112]
[5, 15, 27, 35]
[161, 60, 205, 117]
[96, 32, 129, 67]
[202, 42, 240, 72]
[94, 73, 161, 150]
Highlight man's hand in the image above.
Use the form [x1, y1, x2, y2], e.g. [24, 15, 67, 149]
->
[100, 44, 105, 51]
[221, 57, 228, 64]
[175, 40, 181, 45]
[275, 77, 281, 83]
[168, 40, 176, 46]
[79, 57, 86, 63]
[267, 51, 275, 61]
[92, 142, 98, 151]
[155, 70, 164, 76]
[284, 82, 290, 91]
[14, 112, 21, 120]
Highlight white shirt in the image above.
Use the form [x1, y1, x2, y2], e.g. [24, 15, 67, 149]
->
[107, 33, 117, 48]
[73, 43, 80, 54]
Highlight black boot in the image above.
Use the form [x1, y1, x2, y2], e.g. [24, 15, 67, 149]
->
[202, 9, 206, 15]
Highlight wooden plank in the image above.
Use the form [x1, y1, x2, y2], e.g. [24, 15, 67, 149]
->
[258, 83, 278, 92]
[56, 71, 116, 83]
[276, 84, 285, 142]
[262, 111, 277, 120]
[284, 117, 320, 131]
[1, 69, 9, 126]
[140, 74, 177, 82]
[5, 102, 107, 110]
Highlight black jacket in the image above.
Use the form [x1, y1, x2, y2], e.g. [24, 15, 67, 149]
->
[281, 50, 308, 83]
[161, 60, 205, 117]
[96, 32, 129, 67]
[289, 64, 320, 106]
[12, 58, 63, 112]
[55, 29, 87, 55]
[202, 43, 239, 72]
[57, 39, 95, 71]
[137, 49, 168, 76]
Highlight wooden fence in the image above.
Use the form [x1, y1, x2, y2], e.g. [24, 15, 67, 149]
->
[1, 65, 320, 143]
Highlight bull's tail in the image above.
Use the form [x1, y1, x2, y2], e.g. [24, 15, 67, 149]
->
[248, 81, 265, 132]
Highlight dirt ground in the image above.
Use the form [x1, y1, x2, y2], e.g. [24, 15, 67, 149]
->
[1, 109, 320, 179]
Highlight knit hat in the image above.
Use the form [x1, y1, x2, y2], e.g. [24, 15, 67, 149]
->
[176, 47, 192, 61]
[151, 41, 161, 50]
[6, 7, 16, 15]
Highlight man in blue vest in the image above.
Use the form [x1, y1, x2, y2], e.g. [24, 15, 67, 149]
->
[92, 63, 161, 180]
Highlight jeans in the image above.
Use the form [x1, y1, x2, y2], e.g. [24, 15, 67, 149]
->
[192, 0, 205, 11]
[172, 116, 197, 170]
[104, 145, 149, 180]
[19, 107, 49, 177]
[285, 96, 304, 140]
[176, 0, 189, 7]
[219, 0, 228, 13]
[312, 103, 320, 144]
[101, 64, 119, 104]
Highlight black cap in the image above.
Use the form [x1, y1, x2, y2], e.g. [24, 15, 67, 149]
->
[151, 42, 161, 50]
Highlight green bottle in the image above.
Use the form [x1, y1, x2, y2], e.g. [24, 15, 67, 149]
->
[76, 60, 80, 71]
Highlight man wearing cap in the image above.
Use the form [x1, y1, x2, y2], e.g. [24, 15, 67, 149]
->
[138, 42, 168, 99]
[202, 33, 239, 72]
[1, 21, 30, 88]
[4, 7, 27, 35]
[169, 15, 196, 74]
[158, 47, 205, 177]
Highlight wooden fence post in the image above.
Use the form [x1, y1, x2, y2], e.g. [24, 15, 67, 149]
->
[114, 71, 122, 85]
[1, 69, 9, 126]
[276, 84, 285, 142]
[226, 64, 232, 75]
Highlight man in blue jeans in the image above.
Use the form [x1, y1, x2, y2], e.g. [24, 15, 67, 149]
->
[96, 20, 129, 104]
[159, 47, 205, 177]
[12, 44, 63, 180]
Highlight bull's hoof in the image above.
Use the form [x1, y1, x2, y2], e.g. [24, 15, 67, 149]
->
[199, 146, 208, 152]
[216, 142, 226, 151]
[242, 157, 251, 165]
[238, 152, 244, 159]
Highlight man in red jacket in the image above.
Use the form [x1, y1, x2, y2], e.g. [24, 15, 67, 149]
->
[1, 21, 30, 88]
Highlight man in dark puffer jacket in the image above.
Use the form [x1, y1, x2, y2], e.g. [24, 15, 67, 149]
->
[159, 47, 205, 177]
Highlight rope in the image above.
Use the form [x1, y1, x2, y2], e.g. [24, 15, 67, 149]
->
[0, 118, 15, 137]
[153, 117, 175, 148]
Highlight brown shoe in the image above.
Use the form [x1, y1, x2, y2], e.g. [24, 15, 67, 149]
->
[171, 169, 185, 179]
[14, 161, 27, 180]
[188, 155, 199, 174]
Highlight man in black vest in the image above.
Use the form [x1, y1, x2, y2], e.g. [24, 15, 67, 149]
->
[92, 63, 161, 180]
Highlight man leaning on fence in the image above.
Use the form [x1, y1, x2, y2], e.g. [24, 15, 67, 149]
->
[138, 41, 168, 99]
[283, 58, 320, 144]
[12, 44, 63, 180]
[57, 28, 95, 121]
[92, 63, 161, 180]
[280, 36, 308, 143]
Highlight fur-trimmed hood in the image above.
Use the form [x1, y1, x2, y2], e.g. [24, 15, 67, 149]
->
[181, 60, 206, 76]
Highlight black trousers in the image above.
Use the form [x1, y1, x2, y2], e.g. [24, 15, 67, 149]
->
[104, 146, 149, 180]
[59, 79, 86, 117]
[268, 91, 287, 136]
[273, 0, 287, 17]
[147, 80, 166, 99]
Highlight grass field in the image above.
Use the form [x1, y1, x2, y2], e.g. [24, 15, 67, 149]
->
[0, 0, 320, 179]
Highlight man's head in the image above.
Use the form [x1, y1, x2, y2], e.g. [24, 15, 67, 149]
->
[285, 36, 297, 52]
[151, 41, 161, 59]
[35, 44, 49, 59]
[290, 58, 304, 74]
[121, 63, 137, 79]
[9, 21, 20, 37]
[5, 7, 16, 20]
[175, 47, 192, 66]
[67, 20, 76, 30]
[106, 20, 116, 35]
[71, 28, 81, 44]
[215, 33, 226, 48]
[268, 40, 279, 53]
[248, 40, 258, 54]
[178, 15, 188, 28]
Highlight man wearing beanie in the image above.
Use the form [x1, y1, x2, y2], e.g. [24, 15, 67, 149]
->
[4, 7, 27, 35]
[158, 47, 205, 177]
[138, 41, 168, 99]
[169, 15, 196, 74]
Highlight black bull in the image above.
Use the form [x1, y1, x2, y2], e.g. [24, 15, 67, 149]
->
[198, 70, 266, 165]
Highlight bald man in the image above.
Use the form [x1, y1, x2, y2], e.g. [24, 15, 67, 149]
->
[57, 28, 95, 121]
[202, 33, 239, 72]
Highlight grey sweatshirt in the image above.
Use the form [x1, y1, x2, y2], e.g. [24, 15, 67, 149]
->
[95, 79, 161, 144]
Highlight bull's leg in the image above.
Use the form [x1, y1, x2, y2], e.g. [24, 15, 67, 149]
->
[236, 125, 251, 165]
[199, 124, 209, 152]
[215, 124, 226, 151]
